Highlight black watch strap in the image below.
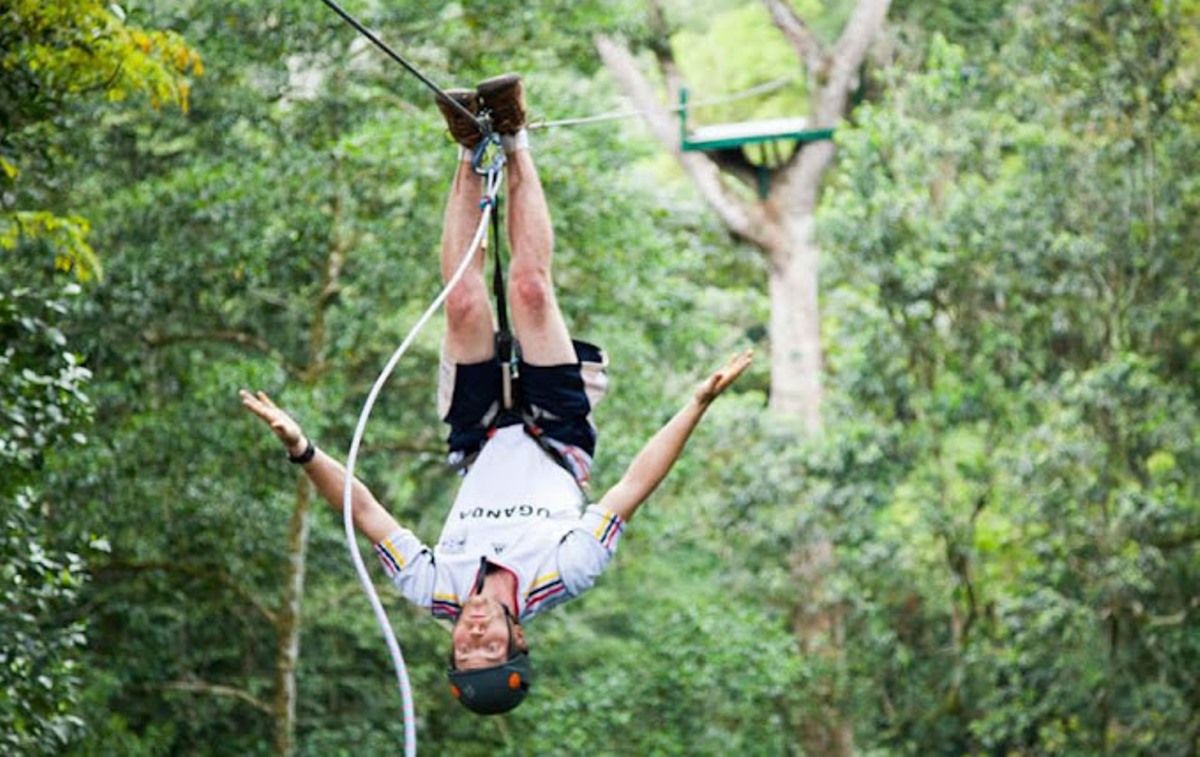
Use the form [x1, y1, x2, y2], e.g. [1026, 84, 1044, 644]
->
[288, 439, 316, 464]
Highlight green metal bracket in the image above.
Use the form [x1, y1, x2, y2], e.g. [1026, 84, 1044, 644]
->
[678, 87, 834, 153]
[676, 87, 834, 199]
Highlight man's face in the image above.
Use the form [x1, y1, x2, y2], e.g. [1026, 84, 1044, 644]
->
[452, 595, 524, 670]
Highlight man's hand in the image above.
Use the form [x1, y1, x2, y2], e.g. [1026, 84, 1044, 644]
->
[597, 348, 754, 523]
[239, 390, 306, 455]
[694, 349, 754, 407]
[240, 389, 401, 542]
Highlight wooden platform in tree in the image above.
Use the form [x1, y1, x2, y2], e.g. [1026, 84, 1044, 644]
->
[676, 88, 834, 198]
[678, 88, 833, 154]
[682, 116, 833, 152]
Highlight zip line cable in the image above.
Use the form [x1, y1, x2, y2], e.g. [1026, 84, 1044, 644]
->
[317, 0, 483, 129]
[530, 73, 800, 130]
[320, 0, 796, 134]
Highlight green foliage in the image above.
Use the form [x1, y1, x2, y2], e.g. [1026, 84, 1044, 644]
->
[0, 491, 91, 753]
[1, 0, 200, 280]
[818, 1, 1199, 750]
[673, 2, 810, 124]
[1, 3, 202, 753]
[0, 285, 93, 473]
[1, 0, 201, 131]
[0, 283, 95, 751]
[890, 0, 1014, 50]
[0, 212, 101, 281]
[7, 0, 1198, 753]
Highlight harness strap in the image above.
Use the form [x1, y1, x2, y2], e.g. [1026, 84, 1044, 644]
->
[471, 142, 519, 415]
[523, 424, 591, 494]
[476, 148, 585, 496]
[490, 195, 520, 413]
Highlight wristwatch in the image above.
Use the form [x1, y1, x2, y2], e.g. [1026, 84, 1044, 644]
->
[288, 439, 316, 464]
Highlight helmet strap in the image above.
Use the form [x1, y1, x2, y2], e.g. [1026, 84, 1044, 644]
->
[502, 602, 523, 659]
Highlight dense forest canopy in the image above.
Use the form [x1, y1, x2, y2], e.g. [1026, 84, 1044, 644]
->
[2, 0, 1196, 754]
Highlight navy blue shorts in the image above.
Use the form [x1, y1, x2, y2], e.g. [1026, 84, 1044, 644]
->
[438, 339, 609, 461]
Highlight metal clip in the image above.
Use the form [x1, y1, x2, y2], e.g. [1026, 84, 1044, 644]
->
[471, 130, 505, 177]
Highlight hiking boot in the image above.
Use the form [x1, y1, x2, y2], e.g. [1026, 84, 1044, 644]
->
[435, 88, 482, 148]
[477, 73, 525, 135]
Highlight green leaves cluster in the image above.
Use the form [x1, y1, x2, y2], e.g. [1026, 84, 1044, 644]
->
[1, 0, 201, 128]
[816, 1, 1200, 750]
[0, 286, 94, 752]
[1, 286, 92, 472]
[0, 490, 91, 754]
[2, 0, 201, 281]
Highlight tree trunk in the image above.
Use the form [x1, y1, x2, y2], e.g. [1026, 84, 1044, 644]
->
[596, 2, 889, 754]
[764, 139, 834, 431]
[273, 476, 312, 756]
[767, 219, 822, 428]
[790, 540, 853, 755]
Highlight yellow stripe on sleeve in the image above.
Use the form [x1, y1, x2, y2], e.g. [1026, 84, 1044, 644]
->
[382, 539, 406, 569]
[530, 572, 561, 590]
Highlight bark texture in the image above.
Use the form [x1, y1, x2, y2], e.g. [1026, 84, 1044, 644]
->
[596, 3, 891, 753]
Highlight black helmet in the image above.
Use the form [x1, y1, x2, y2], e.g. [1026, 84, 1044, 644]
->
[447, 651, 533, 715]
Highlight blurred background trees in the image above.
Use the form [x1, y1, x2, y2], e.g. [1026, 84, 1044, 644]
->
[2, 0, 1196, 754]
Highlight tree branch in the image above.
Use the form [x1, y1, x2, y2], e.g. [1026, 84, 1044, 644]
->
[760, 0, 826, 75]
[593, 33, 774, 250]
[819, 0, 892, 123]
[163, 678, 273, 715]
[646, 0, 685, 98]
[771, 0, 890, 198]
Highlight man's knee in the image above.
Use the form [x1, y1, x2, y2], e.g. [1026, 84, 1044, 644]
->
[509, 267, 555, 317]
[446, 278, 491, 329]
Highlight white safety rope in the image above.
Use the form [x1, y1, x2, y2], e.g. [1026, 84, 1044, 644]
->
[341, 160, 505, 757]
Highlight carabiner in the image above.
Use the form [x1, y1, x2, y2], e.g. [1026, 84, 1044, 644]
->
[471, 132, 505, 177]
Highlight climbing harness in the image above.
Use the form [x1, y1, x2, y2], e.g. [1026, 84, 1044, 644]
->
[474, 138, 520, 414]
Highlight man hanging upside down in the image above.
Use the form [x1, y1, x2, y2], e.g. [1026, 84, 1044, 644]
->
[240, 73, 752, 715]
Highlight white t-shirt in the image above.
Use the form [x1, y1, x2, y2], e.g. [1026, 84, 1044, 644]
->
[375, 425, 624, 622]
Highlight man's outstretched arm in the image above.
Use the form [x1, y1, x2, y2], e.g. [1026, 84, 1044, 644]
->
[239, 390, 401, 544]
[596, 350, 753, 524]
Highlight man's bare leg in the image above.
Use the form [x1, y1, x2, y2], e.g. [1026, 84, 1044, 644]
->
[504, 146, 576, 366]
[441, 157, 495, 364]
